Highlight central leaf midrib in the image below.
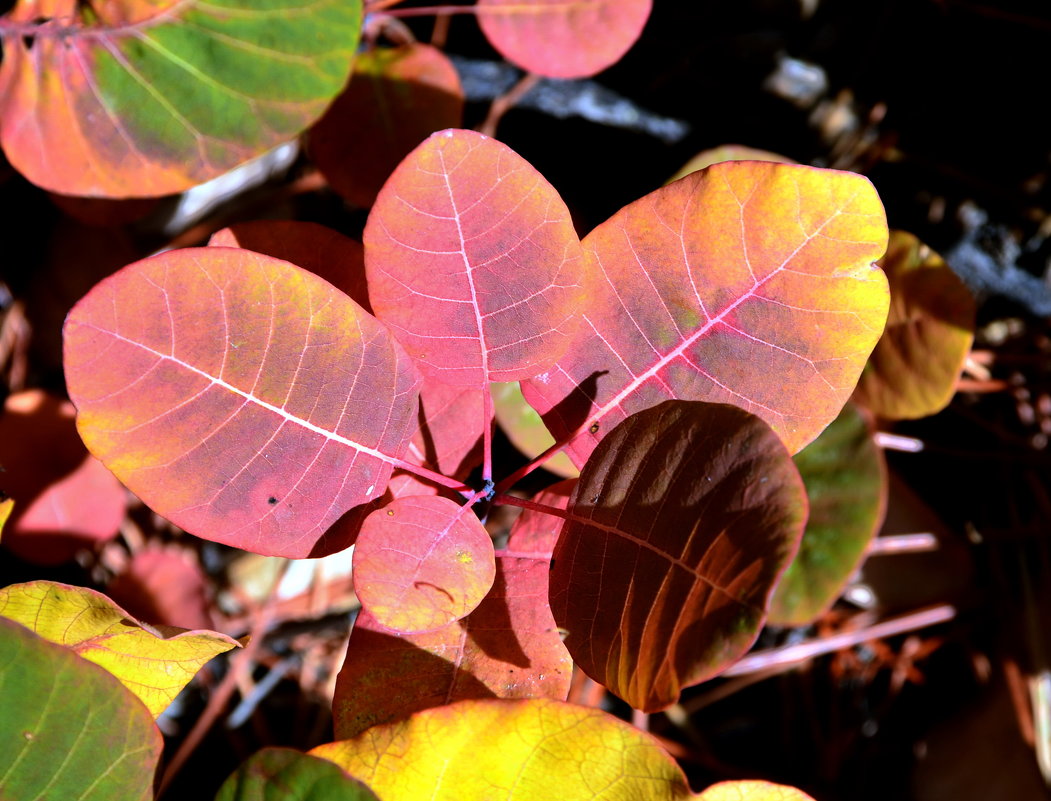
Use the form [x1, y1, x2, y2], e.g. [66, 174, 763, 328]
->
[85, 322, 398, 466]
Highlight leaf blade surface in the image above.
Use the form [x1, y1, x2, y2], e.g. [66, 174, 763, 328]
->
[364, 128, 584, 386]
[522, 161, 889, 463]
[63, 247, 420, 558]
[0, 0, 362, 196]
[0, 580, 241, 717]
[550, 401, 807, 711]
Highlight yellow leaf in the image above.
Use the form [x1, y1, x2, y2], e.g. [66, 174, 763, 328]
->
[697, 781, 816, 801]
[312, 698, 693, 800]
[0, 580, 241, 718]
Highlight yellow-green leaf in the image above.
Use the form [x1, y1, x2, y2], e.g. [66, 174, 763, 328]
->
[0, 580, 241, 717]
[312, 698, 693, 800]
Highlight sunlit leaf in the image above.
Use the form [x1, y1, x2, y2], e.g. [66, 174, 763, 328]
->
[352, 495, 496, 633]
[668, 146, 794, 184]
[0, 617, 162, 800]
[0, 389, 126, 565]
[550, 401, 807, 712]
[216, 747, 379, 801]
[309, 42, 464, 208]
[313, 698, 697, 800]
[0, 0, 362, 197]
[364, 128, 584, 386]
[334, 552, 571, 739]
[852, 230, 976, 419]
[476, 0, 652, 79]
[696, 781, 815, 801]
[0, 580, 241, 717]
[767, 403, 886, 625]
[63, 247, 421, 558]
[522, 161, 889, 464]
[492, 382, 578, 478]
[209, 221, 370, 311]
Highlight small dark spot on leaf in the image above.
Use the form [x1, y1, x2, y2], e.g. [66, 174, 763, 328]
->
[267, 497, 277, 505]
[589, 422, 600, 434]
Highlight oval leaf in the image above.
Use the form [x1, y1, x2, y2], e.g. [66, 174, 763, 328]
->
[477, 0, 652, 79]
[352, 495, 496, 633]
[852, 230, 976, 419]
[0, 617, 162, 801]
[364, 128, 584, 386]
[492, 381, 578, 478]
[767, 402, 887, 625]
[0, 580, 241, 717]
[309, 42, 464, 209]
[550, 401, 807, 712]
[313, 698, 695, 800]
[216, 747, 379, 801]
[0, 0, 362, 197]
[63, 247, 421, 558]
[334, 552, 571, 738]
[522, 161, 889, 464]
[209, 221, 370, 311]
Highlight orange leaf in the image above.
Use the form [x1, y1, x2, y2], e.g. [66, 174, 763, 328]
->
[852, 230, 976, 419]
[0, 0, 361, 196]
[63, 247, 421, 558]
[522, 161, 889, 464]
[352, 495, 496, 633]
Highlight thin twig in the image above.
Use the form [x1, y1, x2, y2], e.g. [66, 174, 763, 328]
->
[720, 604, 957, 677]
[477, 73, 541, 137]
[156, 562, 291, 798]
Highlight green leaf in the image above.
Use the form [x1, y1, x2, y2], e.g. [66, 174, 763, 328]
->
[216, 748, 379, 801]
[0, 616, 162, 800]
[768, 403, 887, 625]
[0, 0, 363, 197]
[0, 580, 242, 717]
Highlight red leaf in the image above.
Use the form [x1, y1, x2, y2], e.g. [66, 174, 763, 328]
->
[505, 479, 575, 554]
[522, 161, 889, 464]
[63, 247, 420, 558]
[209, 221, 370, 312]
[476, 0, 652, 79]
[107, 544, 214, 631]
[352, 495, 496, 634]
[364, 128, 585, 386]
[309, 42, 464, 209]
[0, 390, 126, 565]
[334, 551, 571, 739]
[405, 377, 489, 481]
[550, 401, 807, 712]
